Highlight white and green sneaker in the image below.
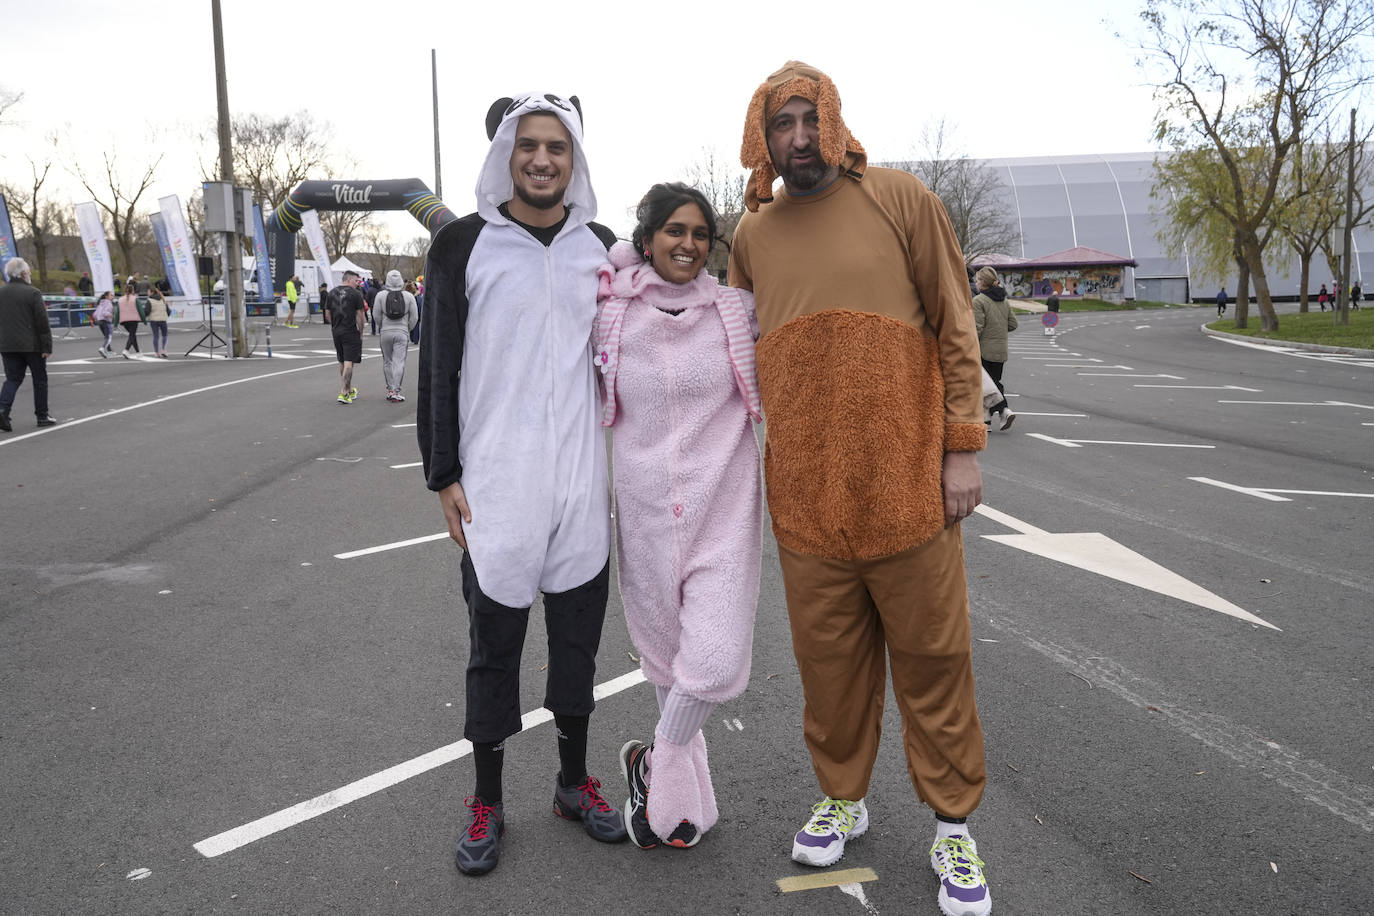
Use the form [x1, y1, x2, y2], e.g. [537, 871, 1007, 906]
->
[930, 832, 991, 916]
[791, 797, 868, 866]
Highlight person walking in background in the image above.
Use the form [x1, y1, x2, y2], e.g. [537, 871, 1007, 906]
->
[1351, 281, 1362, 310]
[284, 274, 301, 328]
[1044, 286, 1060, 336]
[973, 266, 1017, 430]
[729, 61, 993, 916]
[0, 257, 56, 431]
[417, 90, 626, 877]
[1216, 287, 1227, 317]
[364, 275, 380, 335]
[145, 286, 170, 358]
[77, 271, 94, 297]
[116, 283, 142, 358]
[598, 183, 763, 852]
[1318, 283, 1329, 311]
[318, 283, 330, 324]
[92, 291, 116, 357]
[327, 270, 366, 403]
[376, 269, 417, 402]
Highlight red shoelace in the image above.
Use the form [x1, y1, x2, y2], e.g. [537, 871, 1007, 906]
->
[464, 796, 498, 839]
[575, 776, 616, 813]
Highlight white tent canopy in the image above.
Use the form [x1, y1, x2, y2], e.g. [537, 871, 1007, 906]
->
[330, 256, 372, 280]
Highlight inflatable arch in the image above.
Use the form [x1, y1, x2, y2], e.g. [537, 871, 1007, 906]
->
[261, 178, 456, 292]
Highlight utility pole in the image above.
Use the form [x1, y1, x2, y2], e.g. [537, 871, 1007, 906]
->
[1339, 107, 1356, 327]
[212, 0, 245, 355]
[432, 49, 442, 201]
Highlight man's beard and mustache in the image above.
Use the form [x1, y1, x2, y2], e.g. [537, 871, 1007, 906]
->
[775, 148, 830, 190]
[515, 176, 565, 211]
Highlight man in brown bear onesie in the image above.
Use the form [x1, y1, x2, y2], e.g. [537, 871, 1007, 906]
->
[728, 61, 993, 916]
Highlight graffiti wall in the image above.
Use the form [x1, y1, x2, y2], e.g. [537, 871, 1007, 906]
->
[1004, 267, 1126, 302]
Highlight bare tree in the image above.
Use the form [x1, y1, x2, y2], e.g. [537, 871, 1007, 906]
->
[0, 86, 21, 127]
[201, 111, 333, 208]
[73, 150, 164, 279]
[686, 147, 747, 278]
[890, 119, 1021, 266]
[3, 153, 56, 288]
[321, 208, 371, 259]
[1134, 0, 1374, 330]
[405, 235, 430, 280]
[361, 224, 403, 279]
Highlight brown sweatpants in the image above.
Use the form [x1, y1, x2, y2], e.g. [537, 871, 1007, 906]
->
[777, 523, 986, 817]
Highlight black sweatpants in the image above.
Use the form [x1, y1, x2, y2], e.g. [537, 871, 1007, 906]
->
[460, 551, 610, 744]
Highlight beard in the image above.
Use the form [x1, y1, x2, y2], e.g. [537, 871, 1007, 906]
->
[775, 151, 831, 191]
[514, 180, 565, 211]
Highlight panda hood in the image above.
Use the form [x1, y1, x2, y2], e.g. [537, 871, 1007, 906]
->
[475, 92, 597, 230]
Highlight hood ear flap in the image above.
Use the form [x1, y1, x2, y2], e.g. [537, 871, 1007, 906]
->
[568, 95, 582, 127]
[486, 98, 513, 141]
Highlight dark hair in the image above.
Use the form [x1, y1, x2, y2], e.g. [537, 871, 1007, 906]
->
[630, 182, 721, 259]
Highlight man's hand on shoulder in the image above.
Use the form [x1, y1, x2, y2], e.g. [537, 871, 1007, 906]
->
[942, 451, 983, 527]
[439, 481, 472, 549]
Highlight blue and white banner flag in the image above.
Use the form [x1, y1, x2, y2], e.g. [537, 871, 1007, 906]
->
[158, 194, 202, 301]
[251, 203, 273, 300]
[75, 201, 114, 294]
[300, 209, 334, 290]
[0, 193, 17, 264]
[149, 212, 184, 296]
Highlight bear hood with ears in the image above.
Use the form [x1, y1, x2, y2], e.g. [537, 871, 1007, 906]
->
[475, 92, 597, 229]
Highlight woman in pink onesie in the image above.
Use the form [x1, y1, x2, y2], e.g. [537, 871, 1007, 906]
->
[595, 183, 763, 850]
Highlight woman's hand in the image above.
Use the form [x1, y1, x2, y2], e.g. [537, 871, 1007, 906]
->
[438, 481, 472, 549]
[942, 451, 983, 527]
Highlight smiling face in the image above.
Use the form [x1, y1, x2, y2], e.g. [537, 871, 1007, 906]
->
[645, 202, 712, 285]
[766, 95, 838, 193]
[507, 112, 573, 224]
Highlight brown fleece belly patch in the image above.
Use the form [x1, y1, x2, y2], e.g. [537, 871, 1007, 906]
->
[757, 310, 947, 560]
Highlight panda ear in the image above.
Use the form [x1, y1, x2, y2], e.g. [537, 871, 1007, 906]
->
[568, 95, 583, 126]
[486, 98, 513, 141]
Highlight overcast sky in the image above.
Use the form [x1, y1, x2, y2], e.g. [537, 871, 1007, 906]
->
[4, 0, 1166, 246]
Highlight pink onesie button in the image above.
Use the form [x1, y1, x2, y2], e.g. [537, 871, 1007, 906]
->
[672, 503, 684, 518]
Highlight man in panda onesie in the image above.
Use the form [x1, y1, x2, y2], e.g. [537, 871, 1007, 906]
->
[417, 92, 627, 876]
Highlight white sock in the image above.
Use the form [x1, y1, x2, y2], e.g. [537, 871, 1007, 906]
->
[936, 818, 971, 840]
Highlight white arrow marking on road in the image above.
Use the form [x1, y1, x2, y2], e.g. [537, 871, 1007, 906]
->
[1189, 477, 1374, 500]
[1026, 433, 1215, 449]
[1134, 384, 1263, 391]
[1218, 399, 1374, 410]
[972, 505, 1279, 630]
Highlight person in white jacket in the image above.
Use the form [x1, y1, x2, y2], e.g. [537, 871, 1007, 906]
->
[374, 269, 418, 401]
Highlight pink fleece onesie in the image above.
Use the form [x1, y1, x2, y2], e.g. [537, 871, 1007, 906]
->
[597, 242, 763, 837]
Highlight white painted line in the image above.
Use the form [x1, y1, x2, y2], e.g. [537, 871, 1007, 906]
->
[1026, 432, 1082, 448]
[391, 422, 417, 428]
[1134, 384, 1263, 391]
[0, 360, 336, 447]
[47, 370, 96, 375]
[973, 504, 1048, 535]
[1021, 356, 1089, 361]
[1048, 363, 1130, 369]
[1014, 411, 1088, 417]
[389, 461, 423, 469]
[335, 532, 449, 559]
[1077, 373, 1186, 379]
[1191, 476, 1374, 500]
[1218, 399, 1374, 410]
[1188, 477, 1291, 502]
[1049, 438, 1214, 448]
[1134, 324, 1151, 329]
[194, 667, 648, 858]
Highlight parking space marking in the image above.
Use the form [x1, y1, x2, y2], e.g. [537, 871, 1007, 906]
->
[0, 360, 335, 447]
[193, 667, 648, 858]
[1027, 433, 1214, 449]
[389, 461, 423, 469]
[335, 532, 448, 558]
[1048, 363, 1128, 369]
[1015, 411, 1088, 417]
[1077, 373, 1186, 379]
[1135, 384, 1262, 391]
[1218, 399, 1374, 410]
[1190, 476, 1374, 501]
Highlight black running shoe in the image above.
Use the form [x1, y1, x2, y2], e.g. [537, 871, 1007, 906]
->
[455, 796, 504, 875]
[664, 819, 701, 849]
[553, 774, 628, 843]
[619, 740, 659, 849]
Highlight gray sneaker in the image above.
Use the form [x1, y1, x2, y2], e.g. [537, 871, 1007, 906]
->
[455, 796, 504, 875]
[553, 774, 628, 843]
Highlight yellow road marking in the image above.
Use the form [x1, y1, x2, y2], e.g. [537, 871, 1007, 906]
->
[776, 867, 878, 893]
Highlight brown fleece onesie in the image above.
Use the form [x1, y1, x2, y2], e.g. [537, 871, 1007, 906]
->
[728, 61, 987, 815]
